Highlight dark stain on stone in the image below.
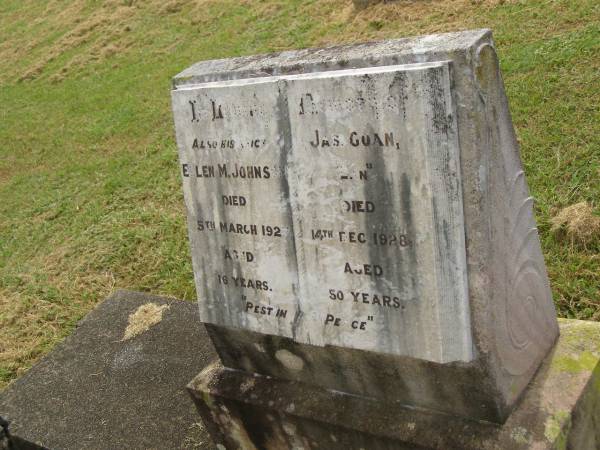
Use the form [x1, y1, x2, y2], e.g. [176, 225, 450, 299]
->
[425, 67, 452, 136]
[276, 80, 304, 340]
[389, 71, 408, 119]
[399, 173, 418, 294]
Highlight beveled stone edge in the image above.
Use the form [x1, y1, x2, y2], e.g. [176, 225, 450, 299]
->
[172, 29, 491, 88]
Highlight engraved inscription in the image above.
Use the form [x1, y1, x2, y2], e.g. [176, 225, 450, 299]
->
[285, 65, 470, 360]
[172, 79, 300, 339]
[171, 63, 473, 363]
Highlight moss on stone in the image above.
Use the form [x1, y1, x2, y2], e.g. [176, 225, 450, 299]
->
[201, 391, 216, 408]
[544, 410, 571, 450]
[557, 319, 600, 346]
[510, 380, 521, 396]
[554, 351, 598, 374]
[551, 320, 600, 375]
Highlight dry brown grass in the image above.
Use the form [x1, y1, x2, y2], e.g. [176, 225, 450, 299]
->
[3, 0, 587, 84]
[0, 244, 118, 380]
[18, 2, 135, 82]
[551, 202, 600, 248]
[122, 303, 169, 340]
[2, 0, 217, 84]
[306, 0, 588, 49]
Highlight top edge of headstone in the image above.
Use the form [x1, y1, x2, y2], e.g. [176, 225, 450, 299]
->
[173, 29, 492, 88]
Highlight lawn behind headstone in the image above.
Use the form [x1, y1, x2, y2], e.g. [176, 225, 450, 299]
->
[0, 0, 598, 389]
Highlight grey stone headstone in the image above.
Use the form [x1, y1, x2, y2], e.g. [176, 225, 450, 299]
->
[172, 62, 471, 363]
[171, 29, 559, 422]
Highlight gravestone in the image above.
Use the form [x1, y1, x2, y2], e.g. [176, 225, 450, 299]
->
[171, 29, 563, 448]
[175, 62, 471, 362]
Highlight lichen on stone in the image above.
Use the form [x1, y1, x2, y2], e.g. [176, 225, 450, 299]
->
[551, 319, 600, 374]
[240, 378, 256, 393]
[510, 427, 530, 445]
[544, 410, 571, 449]
[553, 351, 598, 374]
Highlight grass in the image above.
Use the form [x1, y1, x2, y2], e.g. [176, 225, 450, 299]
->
[1, 0, 599, 389]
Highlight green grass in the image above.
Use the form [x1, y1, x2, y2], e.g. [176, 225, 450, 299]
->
[1, 0, 599, 388]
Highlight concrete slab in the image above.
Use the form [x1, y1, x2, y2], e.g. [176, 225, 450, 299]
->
[0, 290, 217, 450]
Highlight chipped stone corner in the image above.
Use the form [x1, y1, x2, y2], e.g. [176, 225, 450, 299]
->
[188, 372, 259, 450]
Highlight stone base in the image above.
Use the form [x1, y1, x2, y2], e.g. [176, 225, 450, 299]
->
[188, 319, 600, 450]
[0, 290, 217, 450]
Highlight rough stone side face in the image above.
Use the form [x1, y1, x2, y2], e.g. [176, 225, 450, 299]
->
[189, 320, 600, 450]
[205, 323, 501, 421]
[189, 367, 419, 450]
[472, 42, 559, 407]
[173, 29, 559, 422]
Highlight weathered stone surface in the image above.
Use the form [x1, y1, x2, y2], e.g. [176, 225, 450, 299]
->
[190, 319, 600, 450]
[172, 62, 471, 363]
[0, 290, 216, 450]
[286, 64, 470, 362]
[172, 29, 559, 422]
